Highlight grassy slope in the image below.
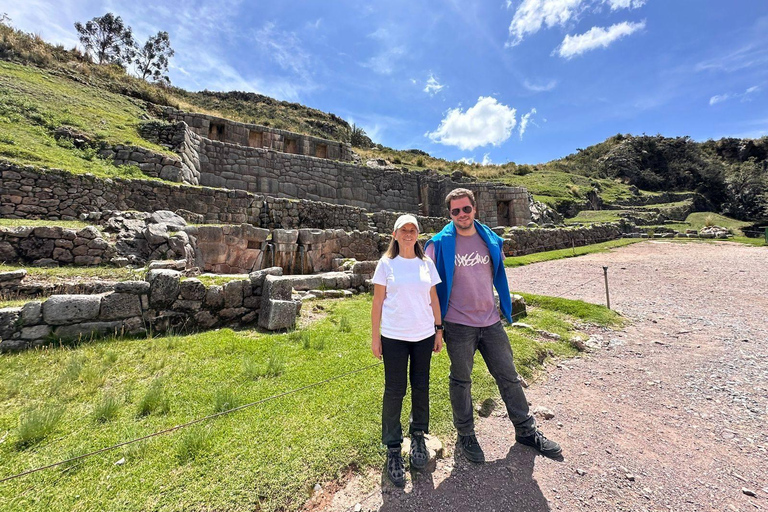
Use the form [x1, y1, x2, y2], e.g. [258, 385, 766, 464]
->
[0, 294, 620, 511]
[0, 61, 166, 178]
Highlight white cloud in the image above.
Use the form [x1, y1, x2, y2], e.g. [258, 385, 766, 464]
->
[523, 79, 558, 92]
[556, 20, 645, 59]
[252, 22, 312, 80]
[458, 156, 475, 164]
[709, 94, 730, 106]
[506, 0, 646, 46]
[424, 73, 445, 96]
[709, 86, 761, 106]
[426, 96, 517, 151]
[481, 153, 493, 165]
[519, 108, 537, 139]
[603, 0, 645, 10]
[363, 26, 407, 75]
[508, 0, 585, 47]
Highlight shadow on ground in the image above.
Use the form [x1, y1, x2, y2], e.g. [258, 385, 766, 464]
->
[378, 444, 552, 511]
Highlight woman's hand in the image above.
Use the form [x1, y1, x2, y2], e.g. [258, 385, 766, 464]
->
[433, 331, 443, 353]
[371, 336, 382, 359]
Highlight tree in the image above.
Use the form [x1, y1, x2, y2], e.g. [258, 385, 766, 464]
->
[350, 123, 372, 148]
[722, 159, 768, 220]
[74, 13, 134, 66]
[134, 31, 174, 84]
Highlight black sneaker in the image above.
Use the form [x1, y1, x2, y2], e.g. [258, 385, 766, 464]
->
[409, 431, 428, 470]
[516, 429, 562, 458]
[456, 433, 485, 463]
[386, 446, 406, 487]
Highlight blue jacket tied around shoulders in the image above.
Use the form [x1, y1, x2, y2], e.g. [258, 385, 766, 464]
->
[425, 220, 513, 324]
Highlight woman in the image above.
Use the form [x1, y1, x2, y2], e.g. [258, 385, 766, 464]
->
[371, 214, 443, 488]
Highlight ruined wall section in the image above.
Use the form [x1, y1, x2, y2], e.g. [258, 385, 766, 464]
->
[150, 110, 531, 227]
[0, 163, 370, 231]
[162, 107, 355, 162]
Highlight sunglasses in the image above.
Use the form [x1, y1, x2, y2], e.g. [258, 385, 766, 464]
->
[450, 205, 473, 216]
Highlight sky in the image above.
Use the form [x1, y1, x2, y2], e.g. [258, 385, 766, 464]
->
[4, 0, 768, 164]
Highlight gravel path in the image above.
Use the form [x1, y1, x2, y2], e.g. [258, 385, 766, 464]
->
[311, 241, 768, 512]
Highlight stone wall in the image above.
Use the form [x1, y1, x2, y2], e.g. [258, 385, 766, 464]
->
[0, 266, 376, 352]
[0, 162, 370, 231]
[161, 107, 355, 162]
[0, 267, 287, 352]
[0, 225, 116, 266]
[148, 111, 532, 227]
[502, 224, 623, 256]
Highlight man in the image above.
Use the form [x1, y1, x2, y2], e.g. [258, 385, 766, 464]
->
[425, 188, 561, 462]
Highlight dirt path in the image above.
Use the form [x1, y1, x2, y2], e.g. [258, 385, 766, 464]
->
[312, 241, 768, 511]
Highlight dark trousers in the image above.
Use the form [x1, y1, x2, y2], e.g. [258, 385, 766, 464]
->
[444, 320, 536, 437]
[381, 334, 434, 448]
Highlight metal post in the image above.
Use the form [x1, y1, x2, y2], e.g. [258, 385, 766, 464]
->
[603, 266, 611, 310]
[764, 227, 767, 244]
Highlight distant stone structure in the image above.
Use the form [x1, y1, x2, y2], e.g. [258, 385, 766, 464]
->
[142, 108, 532, 228]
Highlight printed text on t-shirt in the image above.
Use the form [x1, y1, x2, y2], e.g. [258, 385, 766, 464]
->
[455, 251, 490, 267]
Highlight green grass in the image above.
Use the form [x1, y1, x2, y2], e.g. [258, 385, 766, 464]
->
[0, 61, 170, 178]
[0, 218, 93, 230]
[504, 238, 642, 267]
[565, 210, 625, 224]
[0, 294, 618, 511]
[727, 236, 767, 247]
[663, 212, 754, 235]
[0, 263, 141, 281]
[192, 274, 249, 287]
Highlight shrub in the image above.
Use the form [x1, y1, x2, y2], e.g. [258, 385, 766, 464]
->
[338, 315, 352, 333]
[415, 157, 425, 167]
[16, 405, 64, 448]
[136, 378, 170, 417]
[92, 393, 120, 422]
[175, 427, 211, 463]
[212, 388, 240, 413]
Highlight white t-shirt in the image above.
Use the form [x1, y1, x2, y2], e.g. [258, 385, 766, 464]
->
[372, 255, 442, 341]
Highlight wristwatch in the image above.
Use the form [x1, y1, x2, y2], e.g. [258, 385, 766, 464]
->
[434, 324, 444, 332]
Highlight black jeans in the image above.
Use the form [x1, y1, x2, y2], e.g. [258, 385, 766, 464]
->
[444, 320, 536, 437]
[381, 334, 434, 448]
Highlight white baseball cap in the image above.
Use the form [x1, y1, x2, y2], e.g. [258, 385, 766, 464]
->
[393, 214, 420, 232]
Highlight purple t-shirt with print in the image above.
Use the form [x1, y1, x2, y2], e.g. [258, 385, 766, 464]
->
[426, 232, 500, 327]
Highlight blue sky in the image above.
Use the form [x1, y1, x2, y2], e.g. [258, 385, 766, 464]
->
[4, 0, 768, 164]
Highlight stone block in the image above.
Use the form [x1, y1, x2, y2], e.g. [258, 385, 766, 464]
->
[258, 299, 298, 331]
[114, 281, 150, 294]
[0, 241, 18, 262]
[0, 269, 27, 283]
[42, 295, 102, 325]
[223, 280, 246, 308]
[20, 301, 42, 325]
[20, 324, 52, 340]
[100, 292, 142, 321]
[0, 307, 21, 340]
[52, 321, 124, 342]
[204, 285, 224, 309]
[249, 267, 283, 288]
[147, 269, 181, 308]
[262, 275, 293, 302]
[180, 278, 206, 301]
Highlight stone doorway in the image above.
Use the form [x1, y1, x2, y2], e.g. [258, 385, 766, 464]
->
[248, 130, 263, 148]
[315, 143, 327, 159]
[497, 200, 513, 226]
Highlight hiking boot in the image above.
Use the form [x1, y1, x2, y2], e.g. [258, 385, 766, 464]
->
[456, 433, 485, 463]
[409, 431, 429, 470]
[386, 446, 406, 487]
[516, 429, 562, 458]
